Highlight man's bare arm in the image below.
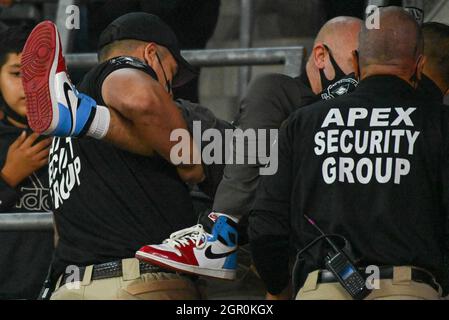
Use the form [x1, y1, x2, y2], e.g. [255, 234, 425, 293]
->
[101, 68, 204, 183]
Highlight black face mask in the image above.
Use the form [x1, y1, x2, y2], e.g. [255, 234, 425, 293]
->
[319, 44, 358, 100]
[156, 53, 173, 95]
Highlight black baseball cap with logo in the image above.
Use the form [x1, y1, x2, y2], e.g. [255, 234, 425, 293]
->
[98, 12, 198, 88]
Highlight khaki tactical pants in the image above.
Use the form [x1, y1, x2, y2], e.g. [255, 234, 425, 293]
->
[51, 258, 201, 300]
[296, 266, 442, 300]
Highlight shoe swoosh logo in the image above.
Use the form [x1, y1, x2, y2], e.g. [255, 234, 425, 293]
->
[204, 246, 237, 259]
[63, 82, 74, 134]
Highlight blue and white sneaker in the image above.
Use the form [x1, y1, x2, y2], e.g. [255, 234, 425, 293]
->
[136, 213, 239, 280]
[21, 21, 102, 137]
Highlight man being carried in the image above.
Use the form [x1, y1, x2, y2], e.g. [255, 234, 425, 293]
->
[21, 13, 209, 299]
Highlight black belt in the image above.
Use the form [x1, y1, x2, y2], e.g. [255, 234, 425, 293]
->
[59, 260, 173, 287]
[318, 266, 441, 292]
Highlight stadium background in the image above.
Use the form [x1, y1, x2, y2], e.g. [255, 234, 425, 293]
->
[0, 0, 448, 300]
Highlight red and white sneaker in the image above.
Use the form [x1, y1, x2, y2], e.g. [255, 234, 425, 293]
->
[21, 21, 103, 137]
[136, 214, 238, 280]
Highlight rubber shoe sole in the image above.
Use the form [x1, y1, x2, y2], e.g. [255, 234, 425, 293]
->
[21, 21, 59, 134]
[135, 250, 237, 281]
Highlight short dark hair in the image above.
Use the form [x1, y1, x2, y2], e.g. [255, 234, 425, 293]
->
[97, 38, 168, 62]
[0, 24, 33, 68]
[97, 39, 145, 62]
[423, 22, 449, 85]
[358, 7, 423, 68]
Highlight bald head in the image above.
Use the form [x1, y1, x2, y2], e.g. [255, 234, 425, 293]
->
[358, 7, 423, 72]
[306, 16, 362, 94]
[316, 16, 363, 47]
[315, 16, 362, 66]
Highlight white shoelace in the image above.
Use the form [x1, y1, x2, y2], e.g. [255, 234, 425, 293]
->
[164, 224, 209, 250]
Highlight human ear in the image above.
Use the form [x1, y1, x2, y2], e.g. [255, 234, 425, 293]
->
[313, 43, 326, 70]
[415, 55, 425, 82]
[142, 43, 158, 67]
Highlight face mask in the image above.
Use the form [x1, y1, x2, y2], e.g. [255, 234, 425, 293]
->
[319, 44, 358, 100]
[156, 53, 172, 95]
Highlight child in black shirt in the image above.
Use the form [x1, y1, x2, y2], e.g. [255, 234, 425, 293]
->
[0, 25, 54, 300]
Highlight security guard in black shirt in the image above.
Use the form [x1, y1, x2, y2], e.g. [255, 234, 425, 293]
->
[249, 7, 448, 300]
[213, 17, 362, 220]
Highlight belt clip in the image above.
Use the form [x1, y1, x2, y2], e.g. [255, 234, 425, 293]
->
[302, 270, 320, 292]
[122, 258, 141, 281]
[392, 266, 412, 286]
[82, 265, 93, 286]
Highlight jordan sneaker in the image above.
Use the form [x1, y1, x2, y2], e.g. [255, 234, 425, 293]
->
[21, 21, 104, 137]
[136, 213, 238, 280]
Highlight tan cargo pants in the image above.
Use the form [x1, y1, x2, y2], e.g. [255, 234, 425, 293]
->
[50, 258, 201, 300]
[296, 266, 442, 300]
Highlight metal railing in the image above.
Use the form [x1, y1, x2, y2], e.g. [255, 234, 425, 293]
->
[0, 212, 53, 231]
[0, 194, 209, 231]
[67, 47, 305, 78]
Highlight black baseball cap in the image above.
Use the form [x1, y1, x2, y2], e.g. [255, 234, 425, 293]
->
[98, 12, 198, 88]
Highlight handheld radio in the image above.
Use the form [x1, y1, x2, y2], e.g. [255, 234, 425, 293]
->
[304, 215, 372, 300]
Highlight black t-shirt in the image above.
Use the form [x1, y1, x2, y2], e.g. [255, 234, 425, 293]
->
[0, 120, 53, 299]
[50, 57, 196, 277]
[250, 76, 449, 294]
[417, 75, 444, 103]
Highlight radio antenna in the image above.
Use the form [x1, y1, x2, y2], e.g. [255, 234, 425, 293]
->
[304, 214, 339, 253]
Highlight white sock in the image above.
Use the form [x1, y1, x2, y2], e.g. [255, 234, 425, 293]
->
[86, 105, 110, 140]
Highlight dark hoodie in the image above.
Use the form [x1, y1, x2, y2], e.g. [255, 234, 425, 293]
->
[0, 118, 54, 300]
